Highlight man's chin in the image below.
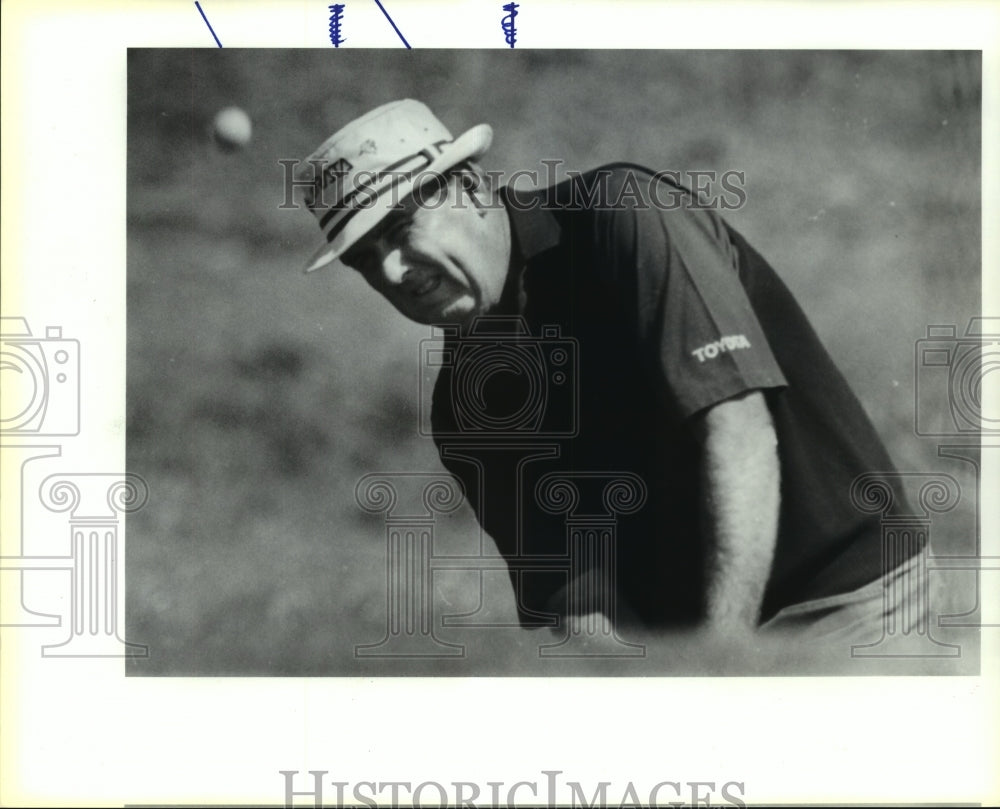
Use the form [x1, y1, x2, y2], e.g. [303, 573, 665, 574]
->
[438, 294, 479, 325]
[395, 293, 477, 326]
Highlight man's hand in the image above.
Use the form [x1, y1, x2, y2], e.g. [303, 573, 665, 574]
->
[543, 568, 643, 631]
[693, 390, 780, 636]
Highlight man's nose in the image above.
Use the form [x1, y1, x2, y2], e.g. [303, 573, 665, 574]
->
[376, 245, 409, 287]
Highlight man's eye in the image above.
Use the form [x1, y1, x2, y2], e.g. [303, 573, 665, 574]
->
[384, 217, 411, 243]
[344, 248, 374, 274]
[358, 252, 380, 275]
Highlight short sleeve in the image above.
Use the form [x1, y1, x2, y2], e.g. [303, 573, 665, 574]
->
[597, 173, 788, 420]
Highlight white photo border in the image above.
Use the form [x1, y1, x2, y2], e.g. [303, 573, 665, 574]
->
[1, 0, 998, 805]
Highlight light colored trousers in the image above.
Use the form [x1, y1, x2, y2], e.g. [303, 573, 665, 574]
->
[760, 552, 930, 643]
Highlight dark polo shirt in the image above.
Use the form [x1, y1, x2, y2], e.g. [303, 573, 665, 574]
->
[431, 164, 912, 626]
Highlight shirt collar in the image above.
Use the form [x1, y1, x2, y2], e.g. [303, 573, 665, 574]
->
[500, 185, 562, 267]
[492, 185, 561, 316]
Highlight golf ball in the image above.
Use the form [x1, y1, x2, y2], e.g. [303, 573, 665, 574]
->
[212, 106, 252, 150]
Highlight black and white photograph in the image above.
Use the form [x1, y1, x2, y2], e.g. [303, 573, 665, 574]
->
[126, 48, 985, 676]
[2, 2, 998, 806]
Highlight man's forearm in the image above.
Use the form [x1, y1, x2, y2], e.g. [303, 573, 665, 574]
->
[696, 390, 781, 632]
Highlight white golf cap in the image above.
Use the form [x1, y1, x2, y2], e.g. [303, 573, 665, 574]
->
[296, 99, 493, 273]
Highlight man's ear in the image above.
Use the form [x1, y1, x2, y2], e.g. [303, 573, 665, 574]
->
[451, 163, 493, 216]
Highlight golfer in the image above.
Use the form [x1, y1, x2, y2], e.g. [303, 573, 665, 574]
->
[295, 99, 922, 642]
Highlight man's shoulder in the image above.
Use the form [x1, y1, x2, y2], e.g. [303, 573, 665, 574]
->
[537, 163, 667, 212]
[504, 163, 664, 207]
[575, 162, 661, 184]
[503, 162, 728, 267]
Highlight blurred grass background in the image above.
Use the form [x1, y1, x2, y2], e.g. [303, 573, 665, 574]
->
[126, 49, 982, 676]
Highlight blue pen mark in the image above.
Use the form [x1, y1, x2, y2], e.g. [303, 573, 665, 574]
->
[194, 1, 222, 47]
[329, 4, 346, 47]
[501, 2, 519, 48]
[372, 0, 411, 48]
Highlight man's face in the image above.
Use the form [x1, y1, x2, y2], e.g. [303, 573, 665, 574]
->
[340, 175, 511, 325]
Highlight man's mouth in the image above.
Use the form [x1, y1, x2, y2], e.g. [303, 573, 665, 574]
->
[412, 276, 442, 297]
